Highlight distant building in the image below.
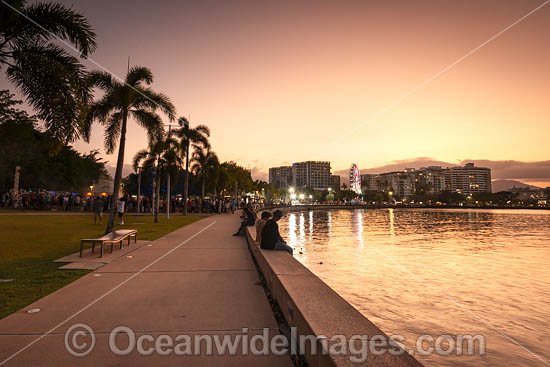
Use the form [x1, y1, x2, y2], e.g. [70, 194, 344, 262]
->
[292, 161, 331, 190]
[415, 166, 447, 194]
[331, 175, 341, 192]
[378, 171, 415, 198]
[269, 161, 332, 191]
[361, 174, 378, 192]
[360, 163, 491, 198]
[269, 166, 293, 188]
[445, 163, 492, 195]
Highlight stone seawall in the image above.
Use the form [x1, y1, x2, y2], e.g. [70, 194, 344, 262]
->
[245, 226, 423, 367]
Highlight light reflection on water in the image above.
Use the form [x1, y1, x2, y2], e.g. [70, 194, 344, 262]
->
[278, 208, 550, 367]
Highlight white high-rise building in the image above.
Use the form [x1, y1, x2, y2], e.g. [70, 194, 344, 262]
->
[445, 163, 492, 195]
[292, 161, 331, 190]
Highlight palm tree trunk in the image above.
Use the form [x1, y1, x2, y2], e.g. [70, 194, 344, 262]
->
[183, 142, 189, 215]
[105, 111, 127, 234]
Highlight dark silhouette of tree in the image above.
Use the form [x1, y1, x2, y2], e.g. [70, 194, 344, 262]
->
[0, 1, 96, 144]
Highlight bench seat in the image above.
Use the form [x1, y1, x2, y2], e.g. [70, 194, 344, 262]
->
[80, 229, 138, 258]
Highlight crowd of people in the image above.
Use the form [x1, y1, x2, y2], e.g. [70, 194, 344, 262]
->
[0, 189, 257, 216]
[1, 190, 92, 211]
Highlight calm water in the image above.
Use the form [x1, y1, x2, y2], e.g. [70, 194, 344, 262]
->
[278, 208, 550, 367]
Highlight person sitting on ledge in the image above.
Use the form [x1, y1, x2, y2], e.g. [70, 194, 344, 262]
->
[261, 210, 293, 255]
[255, 211, 272, 245]
[233, 204, 256, 236]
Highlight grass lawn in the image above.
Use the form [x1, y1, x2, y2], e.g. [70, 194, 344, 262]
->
[0, 213, 205, 319]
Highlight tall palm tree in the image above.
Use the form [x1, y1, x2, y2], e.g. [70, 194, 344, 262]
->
[0, 0, 96, 143]
[208, 158, 223, 197]
[172, 117, 210, 214]
[133, 133, 181, 222]
[85, 66, 175, 233]
[190, 147, 218, 199]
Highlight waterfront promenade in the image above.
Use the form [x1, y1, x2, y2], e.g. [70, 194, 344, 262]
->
[0, 215, 292, 366]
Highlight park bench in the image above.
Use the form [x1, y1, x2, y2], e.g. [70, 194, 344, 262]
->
[80, 229, 138, 258]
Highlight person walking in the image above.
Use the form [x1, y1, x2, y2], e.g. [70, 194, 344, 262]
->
[117, 196, 126, 225]
[92, 195, 103, 224]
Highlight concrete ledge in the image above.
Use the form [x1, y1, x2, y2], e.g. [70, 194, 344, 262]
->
[246, 226, 423, 367]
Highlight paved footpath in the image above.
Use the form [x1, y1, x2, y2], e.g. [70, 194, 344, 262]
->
[0, 215, 293, 366]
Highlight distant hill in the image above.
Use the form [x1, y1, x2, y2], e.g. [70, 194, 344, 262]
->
[492, 179, 541, 192]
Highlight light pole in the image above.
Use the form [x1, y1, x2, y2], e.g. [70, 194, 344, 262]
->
[152, 167, 157, 222]
[165, 123, 180, 219]
[136, 167, 141, 215]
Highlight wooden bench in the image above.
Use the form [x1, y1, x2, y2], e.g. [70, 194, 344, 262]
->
[80, 229, 138, 258]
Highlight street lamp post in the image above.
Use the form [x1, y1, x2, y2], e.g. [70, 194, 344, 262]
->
[166, 123, 180, 219]
[152, 167, 157, 222]
[137, 167, 141, 215]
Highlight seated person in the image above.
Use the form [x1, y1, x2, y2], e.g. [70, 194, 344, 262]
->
[255, 211, 272, 245]
[233, 204, 256, 236]
[260, 210, 293, 255]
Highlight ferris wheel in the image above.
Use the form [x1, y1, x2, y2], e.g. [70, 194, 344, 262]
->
[349, 164, 361, 194]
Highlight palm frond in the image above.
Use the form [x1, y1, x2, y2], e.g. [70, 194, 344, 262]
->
[4, 1, 96, 57]
[87, 70, 118, 92]
[133, 87, 175, 120]
[132, 149, 149, 172]
[177, 116, 189, 127]
[126, 66, 153, 87]
[85, 93, 118, 125]
[104, 112, 122, 154]
[131, 109, 165, 148]
[6, 42, 90, 143]
[195, 124, 210, 137]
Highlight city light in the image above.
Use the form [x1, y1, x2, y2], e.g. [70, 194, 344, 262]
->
[289, 187, 295, 193]
[299, 193, 305, 199]
[290, 193, 297, 199]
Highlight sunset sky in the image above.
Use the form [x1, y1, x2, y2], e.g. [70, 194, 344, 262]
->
[2, 0, 549, 185]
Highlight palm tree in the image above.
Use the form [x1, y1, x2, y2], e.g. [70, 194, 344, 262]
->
[85, 66, 175, 233]
[133, 133, 181, 222]
[172, 117, 210, 214]
[208, 158, 223, 197]
[190, 147, 219, 199]
[0, 0, 96, 143]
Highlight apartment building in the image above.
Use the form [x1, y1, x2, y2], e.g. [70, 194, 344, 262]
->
[445, 163, 492, 195]
[293, 161, 331, 190]
[268, 166, 293, 188]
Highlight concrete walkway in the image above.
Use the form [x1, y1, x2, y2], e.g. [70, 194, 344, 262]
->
[0, 215, 292, 366]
